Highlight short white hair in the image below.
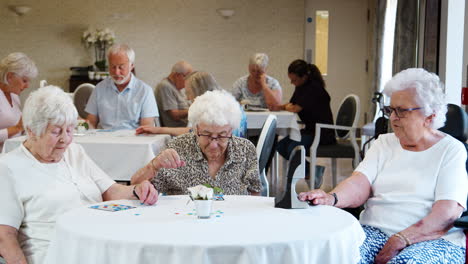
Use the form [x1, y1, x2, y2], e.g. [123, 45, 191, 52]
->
[188, 90, 241, 130]
[0, 52, 38, 84]
[23, 85, 78, 136]
[107, 44, 135, 64]
[383, 68, 447, 129]
[171, 61, 192, 75]
[249, 53, 269, 70]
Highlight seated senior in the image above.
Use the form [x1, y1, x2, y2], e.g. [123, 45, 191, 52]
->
[231, 53, 282, 110]
[299, 68, 467, 264]
[0, 86, 158, 264]
[155, 61, 193, 127]
[132, 90, 261, 195]
[85, 44, 159, 130]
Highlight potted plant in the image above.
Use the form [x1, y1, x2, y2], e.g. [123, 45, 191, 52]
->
[187, 185, 214, 219]
[82, 27, 116, 71]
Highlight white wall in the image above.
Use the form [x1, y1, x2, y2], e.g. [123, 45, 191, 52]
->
[439, 0, 465, 105]
[463, 0, 468, 90]
[0, 0, 304, 103]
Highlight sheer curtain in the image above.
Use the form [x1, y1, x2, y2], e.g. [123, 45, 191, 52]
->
[371, 0, 397, 121]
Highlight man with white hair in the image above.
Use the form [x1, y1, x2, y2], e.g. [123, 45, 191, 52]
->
[85, 44, 159, 130]
[155, 61, 193, 127]
[232, 53, 282, 110]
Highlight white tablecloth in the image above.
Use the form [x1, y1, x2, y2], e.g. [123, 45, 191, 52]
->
[2, 130, 171, 181]
[246, 111, 301, 141]
[45, 195, 364, 264]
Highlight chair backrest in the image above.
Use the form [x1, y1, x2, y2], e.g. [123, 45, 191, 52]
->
[335, 94, 360, 139]
[256, 115, 277, 197]
[439, 104, 468, 142]
[154, 86, 166, 127]
[438, 103, 468, 217]
[74, 83, 95, 119]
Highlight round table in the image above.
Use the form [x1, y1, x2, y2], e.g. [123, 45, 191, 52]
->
[45, 195, 365, 264]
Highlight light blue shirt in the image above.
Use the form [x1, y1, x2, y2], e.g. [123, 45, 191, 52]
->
[85, 74, 159, 130]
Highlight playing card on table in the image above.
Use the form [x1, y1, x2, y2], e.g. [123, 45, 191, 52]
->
[89, 203, 136, 212]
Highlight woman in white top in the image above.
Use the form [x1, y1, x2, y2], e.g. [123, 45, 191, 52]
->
[0, 52, 38, 152]
[0, 86, 158, 264]
[299, 68, 467, 264]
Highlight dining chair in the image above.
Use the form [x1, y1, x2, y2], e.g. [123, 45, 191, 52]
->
[256, 114, 277, 197]
[73, 83, 95, 119]
[308, 94, 361, 189]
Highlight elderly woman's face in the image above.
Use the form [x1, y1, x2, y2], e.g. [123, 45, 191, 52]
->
[29, 123, 74, 163]
[248, 64, 265, 79]
[7, 73, 30, 95]
[389, 89, 431, 143]
[196, 123, 232, 161]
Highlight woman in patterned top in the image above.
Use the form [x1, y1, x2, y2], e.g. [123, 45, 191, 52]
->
[132, 90, 261, 195]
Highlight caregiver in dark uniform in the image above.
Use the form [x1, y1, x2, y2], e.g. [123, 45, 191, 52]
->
[277, 59, 335, 160]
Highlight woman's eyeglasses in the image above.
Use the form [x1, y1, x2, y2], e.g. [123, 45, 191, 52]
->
[383, 106, 422, 118]
[197, 133, 232, 143]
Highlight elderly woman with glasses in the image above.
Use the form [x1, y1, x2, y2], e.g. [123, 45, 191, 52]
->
[299, 68, 467, 264]
[0, 52, 38, 152]
[132, 90, 261, 195]
[0, 86, 158, 264]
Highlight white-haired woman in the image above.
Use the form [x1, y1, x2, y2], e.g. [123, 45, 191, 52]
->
[0, 86, 158, 264]
[137, 71, 248, 137]
[132, 90, 261, 195]
[231, 53, 282, 110]
[299, 68, 467, 264]
[0, 52, 38, 152]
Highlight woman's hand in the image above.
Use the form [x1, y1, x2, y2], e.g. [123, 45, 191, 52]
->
[136, 126, 161, 135]
[134, 180, 159, 205]
[374, 235, 406, 264]
[151, 149, 186, 171]
[298, 189, 335, 206]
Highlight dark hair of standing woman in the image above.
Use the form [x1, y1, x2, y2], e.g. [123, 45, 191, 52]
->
[288, 59, 325, 88]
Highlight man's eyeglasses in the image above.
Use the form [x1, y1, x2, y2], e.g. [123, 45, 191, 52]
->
[383, 106, 422, 118]
[197, 133, 232, 143]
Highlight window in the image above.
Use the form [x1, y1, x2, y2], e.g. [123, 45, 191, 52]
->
[315, 10, 329, 75]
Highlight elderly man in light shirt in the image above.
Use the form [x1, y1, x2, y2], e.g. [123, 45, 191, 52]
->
[85, 44, 159, 130]
[155, 61, 193, 127]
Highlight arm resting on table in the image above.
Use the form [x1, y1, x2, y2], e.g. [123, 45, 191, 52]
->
[0, 225, 27, 264]
[330, 171, 371, 208]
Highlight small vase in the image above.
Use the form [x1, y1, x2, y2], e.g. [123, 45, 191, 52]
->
[194, 199, 212, 219]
